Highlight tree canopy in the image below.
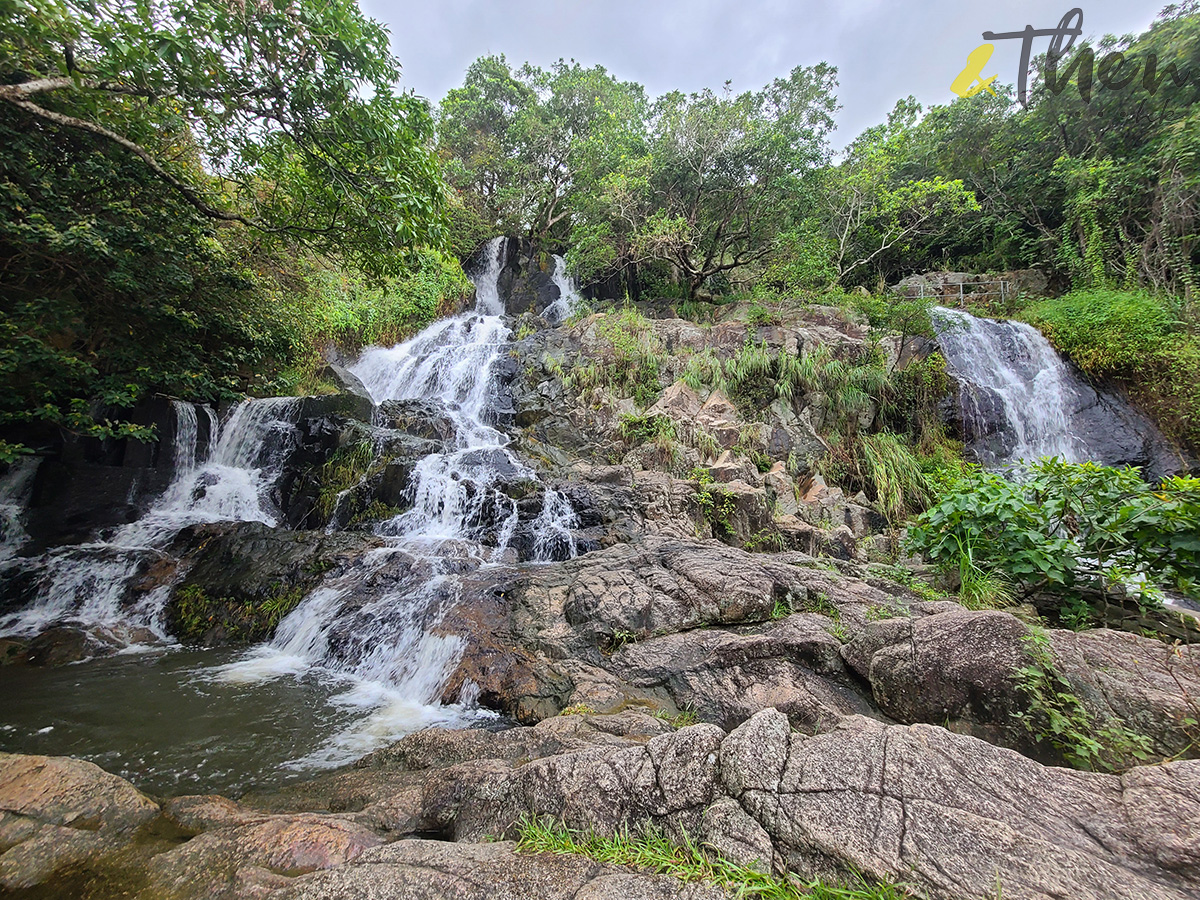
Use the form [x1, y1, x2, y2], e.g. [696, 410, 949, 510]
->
[0, 0, 452, 458]
[1, 0, 448, 268]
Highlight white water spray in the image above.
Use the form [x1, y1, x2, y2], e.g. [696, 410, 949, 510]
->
[544, 254, 582, 324]
[933, 307, 1085, 467]
[215, 236, 579, 765]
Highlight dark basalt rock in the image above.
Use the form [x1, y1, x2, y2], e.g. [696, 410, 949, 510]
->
[164, 522, 383, 645]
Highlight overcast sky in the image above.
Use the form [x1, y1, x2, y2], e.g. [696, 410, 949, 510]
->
[360, 0, 1166, 147]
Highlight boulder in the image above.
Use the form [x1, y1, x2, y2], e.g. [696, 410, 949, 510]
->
[165, 523, 383, 645]
[721, 710, 1200, 900]
[0, 753, 159, 890]
[316, 364, 372, 403]
[611, 615, 875, 732]
[841, 609, 1031, 746]
[842, 609, 1200, 761]
[148, 813, 384, 900]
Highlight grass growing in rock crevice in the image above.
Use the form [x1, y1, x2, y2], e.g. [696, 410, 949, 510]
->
[515, 817, 917, 900]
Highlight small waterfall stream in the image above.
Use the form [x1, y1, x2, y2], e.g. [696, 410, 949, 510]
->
[932, 307, 1086, 467]
[931, 307, 1176, 473]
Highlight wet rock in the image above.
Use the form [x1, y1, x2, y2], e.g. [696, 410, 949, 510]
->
[376, 399, 456, 441]
[0, 753, 159, 890]
[295, 392, 374, 425]
[23, 625, 119, 666]
[281, 839, 728, 900]
[165, 523, 383, 645]
[0, 636, 28, 665]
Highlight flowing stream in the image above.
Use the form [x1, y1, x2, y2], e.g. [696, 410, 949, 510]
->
[0, 236, 577, 790]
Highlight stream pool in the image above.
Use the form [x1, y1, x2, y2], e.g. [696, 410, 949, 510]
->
[0, 647, 364, 798]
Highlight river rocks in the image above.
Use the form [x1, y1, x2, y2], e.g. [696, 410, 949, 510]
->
[0, 752, 159, 890]
[263, 709, 1200, 900]
[432, 536, 929, 724]
[281, 839, 728, 900]
[147, 813, 384, 900]
[23, 625, 121, 666]
[610, 614, 876, 732]
[843, 607, 1200, 762]
[315, 363, 372, 403]
[842, 608, 1031, 746]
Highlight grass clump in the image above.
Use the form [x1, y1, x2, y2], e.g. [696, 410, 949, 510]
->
[516, 818, 916, 900]
[315, 440, 376, 519]
[566, 304, 664, 407]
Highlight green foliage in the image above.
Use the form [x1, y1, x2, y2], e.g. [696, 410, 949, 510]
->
[315, 440, 376, 520]
[2, 0, 448, 266]
[515, 818, 916, 900]
[618, 413, 675, 446]
[273, 249, 471, 392]
[1025, 289, 1178, 376]
[745, 529, 785, 553]
[169, 582, 304, 644]
[651, 706, 699, 728]
[565, 305, 663, 406]
[908, 459, 1200, 613]
[0, 0, 451, 452]
[1013, 630, 1155, 772]
[689, 468, 738, 538]
[566, 65, 839, 297]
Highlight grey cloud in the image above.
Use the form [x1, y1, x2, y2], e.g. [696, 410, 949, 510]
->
[362, 0, 1164, 146]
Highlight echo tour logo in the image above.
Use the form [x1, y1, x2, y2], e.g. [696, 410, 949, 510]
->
[952, 7, 1194, 106]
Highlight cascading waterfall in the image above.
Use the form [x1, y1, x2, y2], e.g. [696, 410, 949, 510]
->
[0, 397, 303, 638]
[0, 458, 37, 565]
[216, 235, 580, 767]
[1, 234, 582, 778]
[932, 307, 1086, 467]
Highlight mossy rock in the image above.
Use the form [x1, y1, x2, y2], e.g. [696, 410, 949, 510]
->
[165, 522, 382, 646]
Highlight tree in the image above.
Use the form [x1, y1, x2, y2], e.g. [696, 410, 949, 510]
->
[438, 56, 646, 246]
[0, 0, 448, 270]
[575, 65, 838, 298]
[822, 98, 980, 286]
[0, 0, 448, 457]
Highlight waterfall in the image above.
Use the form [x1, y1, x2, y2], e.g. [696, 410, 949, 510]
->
[0, 398, 302, 638]
[932, 307, 1178, 473]
[0, 458, 38, 564]
[214, 234, 580, 766]
[933, 307, 1084, 467]
[544, 253, 582, 324]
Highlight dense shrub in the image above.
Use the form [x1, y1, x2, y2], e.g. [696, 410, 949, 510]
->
[907, 459, 1200, 613]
